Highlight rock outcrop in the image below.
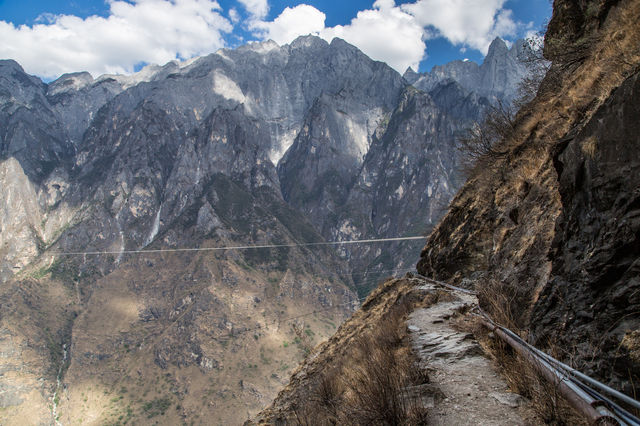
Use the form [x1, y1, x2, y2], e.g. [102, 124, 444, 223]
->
[406, 37, 530, 102]
[418, 0, 640, 392]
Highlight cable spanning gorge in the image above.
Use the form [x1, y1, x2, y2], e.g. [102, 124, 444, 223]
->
[1, 0, 639, 423]
[52, 236, 427, 256]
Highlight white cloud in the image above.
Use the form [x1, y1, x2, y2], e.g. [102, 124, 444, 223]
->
[401, 0, 517, 54]
[373, 0, 396, 9]
[228, 7, 240, 24]
[251, 5, 326, 46]
[320, 1, 425, 73]
[252, 0, 520, 74]
[237, 0, 269, 21]
[253, 1, 425, 74]
[0, 0, 232, 79]
[4, 0, 524, 80]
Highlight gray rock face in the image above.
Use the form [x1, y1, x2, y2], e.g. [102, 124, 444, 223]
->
[47, 72, 124, 146]
[0, 158, 43, 281]
[0, 60, 73, 183]
[279, 82, 486, 293]
[406, 38, 530, 102]
[285, 87, 458, 290]
[530, 70, 640, 392]
[337, 87, 464, 290]
[0, 35, 531, 424]
[0, 35, 525, 291]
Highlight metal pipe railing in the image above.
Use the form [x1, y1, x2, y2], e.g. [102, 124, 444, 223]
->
[414, 273, 640, 425]
[478, 310, 640, 424]
[479, 316, 619, 424]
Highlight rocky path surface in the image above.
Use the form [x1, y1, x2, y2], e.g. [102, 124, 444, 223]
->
[408, 282, 532, 425]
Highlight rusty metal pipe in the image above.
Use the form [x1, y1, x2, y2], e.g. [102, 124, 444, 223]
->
[520, 332, 640, 413]
[480, 318, 619, 424]
[575, 379, 640, 425]
[496, 325, 639, 424]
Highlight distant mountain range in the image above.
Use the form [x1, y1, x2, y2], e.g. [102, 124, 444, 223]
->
[0, 36, 530, 424]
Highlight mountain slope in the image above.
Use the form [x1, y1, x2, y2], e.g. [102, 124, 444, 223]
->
[405, 37, 529, 102]
[418, 0, 640, 392]
[0, 35, 530, 424]
[253, 0, 640, 422]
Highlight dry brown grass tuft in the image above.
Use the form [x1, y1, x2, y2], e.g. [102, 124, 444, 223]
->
[342, 303, 428, 425]
[477, 279, 524, 331]
[475, 281, 587, 425]
[489, 336, 587, 425]
[456, 100, 519, 180]
[290, 294, 431, 425]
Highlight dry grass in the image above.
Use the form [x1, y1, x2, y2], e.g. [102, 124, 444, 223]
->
[621, 331, 640, 365]
[488, 336, 587, 425]
[477, 279, 526, 331]
[456, 100, 519, 179]
[474, 281, 587, 425]
[290, 294, 431, 425]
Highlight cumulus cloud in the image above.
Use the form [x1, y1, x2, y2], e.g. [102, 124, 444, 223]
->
[253, 1, 425, 73]
[252, 0, 520, 73]
[228, 7, 241, 24]
[251, 5, 326, 45]
[0, 0, 232, 79]
[237, 0, 269, 21]
[320, 0, 425, 73]
[401, 0, 517, 54]
[3, 0, 524, 80]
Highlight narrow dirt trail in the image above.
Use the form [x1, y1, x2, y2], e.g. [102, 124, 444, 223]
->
[408, 282, 534, 425]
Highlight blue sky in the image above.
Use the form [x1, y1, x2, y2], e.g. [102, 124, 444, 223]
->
[0, 0, 551, 79]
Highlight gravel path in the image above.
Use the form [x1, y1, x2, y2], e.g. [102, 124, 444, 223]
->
[408, 283, 533, 425]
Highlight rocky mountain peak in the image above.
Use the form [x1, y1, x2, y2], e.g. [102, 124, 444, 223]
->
[0, 59, 46, 105]
[238, 38, 282, 54]
[486, 36, 509, 56]
[289, 34, 329, 51]
[0, 58, 25, 74]
[409, 37, 528, 101]
[0, 31, 537, 424]
[47, 72, 94, 96]
[403, 66, 420, 84]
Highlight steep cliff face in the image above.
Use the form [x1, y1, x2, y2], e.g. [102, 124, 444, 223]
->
[0, 33, 531, 424]
[0, 158, 43, 280]
[406, 37, 530, 101]
[531, 69, 640, 389]
[0, 35, 526, 289]
[0, 60, 73, 183]
[322, 86, 468, 293]
[279, 85, 469, 294]
[418, 0, 640, 391]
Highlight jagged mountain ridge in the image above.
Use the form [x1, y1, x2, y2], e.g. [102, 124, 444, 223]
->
[404, 37, 530, 102]
[0, 35, 529, 424]
[253, 0, 640, 423]
[0, 34, 529, 290]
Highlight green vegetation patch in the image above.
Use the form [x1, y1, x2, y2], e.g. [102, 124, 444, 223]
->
[141, 397, 172, 418]
[49, 258, 80, 283]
